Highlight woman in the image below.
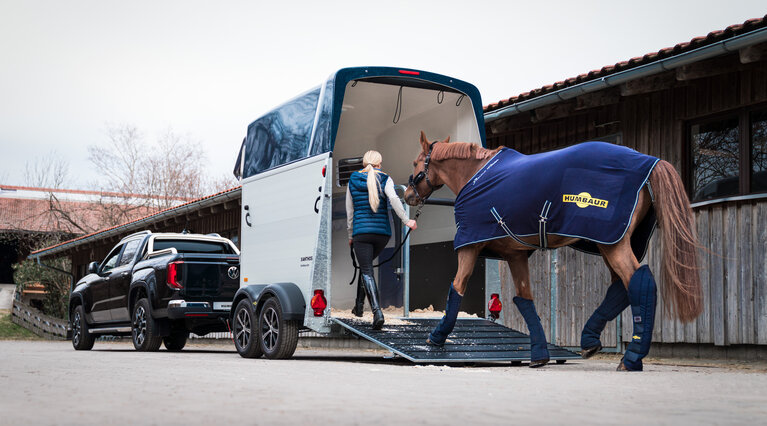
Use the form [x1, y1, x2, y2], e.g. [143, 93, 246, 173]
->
[346, 150, 417, 329]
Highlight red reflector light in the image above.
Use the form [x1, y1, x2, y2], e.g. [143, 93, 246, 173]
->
[398, 69, 420, 75]
[167, 261, 183, 289]
[488, 293, 502, 319]
[310, 289, 327, 317]
[322, 165, 326, 177]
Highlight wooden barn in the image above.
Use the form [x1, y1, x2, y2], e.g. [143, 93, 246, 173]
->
[484, 16, 767, 358]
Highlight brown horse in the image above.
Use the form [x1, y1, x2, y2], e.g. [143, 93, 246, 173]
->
[404, 131, 703, 370]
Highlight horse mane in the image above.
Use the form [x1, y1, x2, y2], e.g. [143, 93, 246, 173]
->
[431, 142, 500, 161]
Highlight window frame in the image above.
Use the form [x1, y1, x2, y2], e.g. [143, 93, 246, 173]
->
[686, 102, 767, 205]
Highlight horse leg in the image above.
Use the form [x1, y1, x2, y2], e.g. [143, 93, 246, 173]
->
[599, 239, 656, 372]
[506, 251, 550, 367]
[580, 256, 629, 359]
[426, 246, 479, 347]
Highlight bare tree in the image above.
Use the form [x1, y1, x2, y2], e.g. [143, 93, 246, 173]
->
[23, 151, 69, 189]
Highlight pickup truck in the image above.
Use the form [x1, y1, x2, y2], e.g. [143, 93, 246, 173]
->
[69, 230, 240, 351]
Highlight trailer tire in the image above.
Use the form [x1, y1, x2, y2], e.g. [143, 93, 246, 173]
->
[233, 299, 263, 358]
[258, 297, 298, 359]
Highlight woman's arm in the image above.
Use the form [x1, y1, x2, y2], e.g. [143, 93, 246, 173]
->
[384, 178, 416, 230]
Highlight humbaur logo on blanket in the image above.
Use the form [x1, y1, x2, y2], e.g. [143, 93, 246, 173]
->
[562, 192, 609, 209]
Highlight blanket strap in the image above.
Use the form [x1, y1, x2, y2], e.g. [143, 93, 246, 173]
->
[491, 207, 541, 250]
[538, 200, 552, 250]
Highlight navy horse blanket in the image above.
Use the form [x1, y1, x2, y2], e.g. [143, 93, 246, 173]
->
[453, 142, 659, 260]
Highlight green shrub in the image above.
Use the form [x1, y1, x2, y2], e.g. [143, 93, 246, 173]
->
[13, 258, 71, 319]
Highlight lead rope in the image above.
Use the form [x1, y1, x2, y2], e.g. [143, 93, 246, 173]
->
[348, 203, 424, 285]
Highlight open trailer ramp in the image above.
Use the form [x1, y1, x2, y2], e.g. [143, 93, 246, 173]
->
[333, 317, 580, 363]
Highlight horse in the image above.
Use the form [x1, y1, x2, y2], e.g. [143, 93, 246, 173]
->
[404, 131, 703, 370]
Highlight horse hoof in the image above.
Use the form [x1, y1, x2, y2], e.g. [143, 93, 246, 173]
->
[529, 358, 549, 368]
[580, 345, 602, 359]
[617, 358, 643, 372]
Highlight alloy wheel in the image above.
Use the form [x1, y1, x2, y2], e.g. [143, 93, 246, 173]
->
[72, 311, 82, 346]
[261, 307, 279, 352]
[133, 305, 147, 347]
[235, 307, 251, 349]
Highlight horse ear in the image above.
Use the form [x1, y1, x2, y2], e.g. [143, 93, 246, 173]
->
[419, 131, 430, 153]
[442, 136, 451, 143]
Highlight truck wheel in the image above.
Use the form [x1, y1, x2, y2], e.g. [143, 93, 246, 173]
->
[258, 297, 298, 359]
[233, 299, 262, 358]
[132, 298, 162, 351]
[163, 331, 188, 351]
[71, 305, 95, 351]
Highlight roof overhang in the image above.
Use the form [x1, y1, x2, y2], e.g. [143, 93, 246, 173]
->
[484, 24, 767, 123]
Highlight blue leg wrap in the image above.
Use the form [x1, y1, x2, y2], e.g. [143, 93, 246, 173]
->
[513, 296, 549, 362]
[581, 280, 630, 350]
[428, 283, 462, 346]
[622, 266, 657, 371]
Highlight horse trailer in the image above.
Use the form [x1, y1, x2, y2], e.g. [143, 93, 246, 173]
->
[230, 66, 578, 362]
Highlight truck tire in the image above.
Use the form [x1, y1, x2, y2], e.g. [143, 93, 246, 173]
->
[71, 305, 95, 350]
[258, 297, 298, 359]
[163, 331, 188, 351]
[132, 298, 162, 351]
[233, 299, 263, 358]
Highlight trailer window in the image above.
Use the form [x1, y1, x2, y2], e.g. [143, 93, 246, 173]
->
[243, 88, 320, 177]
[153, 239, 234, 254]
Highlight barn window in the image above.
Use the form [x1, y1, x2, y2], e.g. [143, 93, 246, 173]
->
[689, 105, 767, 202]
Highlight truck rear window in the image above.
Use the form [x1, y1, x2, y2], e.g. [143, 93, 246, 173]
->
[153, 239, 234, 254]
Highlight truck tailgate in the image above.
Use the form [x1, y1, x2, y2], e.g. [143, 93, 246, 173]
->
[180, 256, 239, 302]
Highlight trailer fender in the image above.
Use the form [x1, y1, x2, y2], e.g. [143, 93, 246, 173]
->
[231, 283, 306, 322]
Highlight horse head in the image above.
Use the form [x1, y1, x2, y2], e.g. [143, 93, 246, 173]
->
[404, 131, 450, 206]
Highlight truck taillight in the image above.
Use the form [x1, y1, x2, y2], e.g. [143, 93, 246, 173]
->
[488, 293, 502, 320]
[167, 261, 183, 289]
[310, 289, 327, 317]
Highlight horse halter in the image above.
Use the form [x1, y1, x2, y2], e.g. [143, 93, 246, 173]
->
[408, 141, 444, 205]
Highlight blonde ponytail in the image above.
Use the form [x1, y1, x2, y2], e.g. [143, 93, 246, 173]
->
[362, 150, 383, 212]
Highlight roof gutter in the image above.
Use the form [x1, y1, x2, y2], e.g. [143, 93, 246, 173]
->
[28, 187, 242, 260]
[484, 26, 767, 123]
[34, 257, 75, 292]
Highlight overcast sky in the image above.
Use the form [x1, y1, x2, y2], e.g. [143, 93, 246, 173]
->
[1, 1, 765, 189]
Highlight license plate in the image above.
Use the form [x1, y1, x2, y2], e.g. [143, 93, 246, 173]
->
[213, 302, 232, 311]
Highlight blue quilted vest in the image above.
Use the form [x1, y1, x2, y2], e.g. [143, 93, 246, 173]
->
[349, 170, 391, 237]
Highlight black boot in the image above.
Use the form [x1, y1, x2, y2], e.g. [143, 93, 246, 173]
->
[351, 276, 365, 317]
[361, 274, 384, 330]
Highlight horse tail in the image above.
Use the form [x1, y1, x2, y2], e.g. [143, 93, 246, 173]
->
[648, 160, 703, 323]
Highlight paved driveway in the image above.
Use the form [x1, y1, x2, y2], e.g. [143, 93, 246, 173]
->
[1, 340, 766, 425]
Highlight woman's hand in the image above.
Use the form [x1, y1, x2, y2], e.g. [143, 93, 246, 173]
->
[405, 219, 417, 230]
[349, 238, 354, 247]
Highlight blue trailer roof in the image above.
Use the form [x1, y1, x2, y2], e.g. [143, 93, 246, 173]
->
[237, 66, 485, 179]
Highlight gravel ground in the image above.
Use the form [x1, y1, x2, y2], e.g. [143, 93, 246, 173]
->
[1, 340, 766, 425]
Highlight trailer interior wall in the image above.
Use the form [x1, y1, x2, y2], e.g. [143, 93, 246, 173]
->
[329, 80, 481, 309]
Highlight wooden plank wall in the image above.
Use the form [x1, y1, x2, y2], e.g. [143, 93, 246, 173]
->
[490, 55, 767, 347]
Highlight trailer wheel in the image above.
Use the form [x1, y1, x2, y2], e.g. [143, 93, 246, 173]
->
[258, 297, 298, 359]
[233, 299, 262, 358]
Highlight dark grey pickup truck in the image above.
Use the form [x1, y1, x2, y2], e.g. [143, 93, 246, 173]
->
[69, 231, 240, 351]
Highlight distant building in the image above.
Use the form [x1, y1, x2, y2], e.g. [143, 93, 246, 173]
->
[0, 185, 189, 284]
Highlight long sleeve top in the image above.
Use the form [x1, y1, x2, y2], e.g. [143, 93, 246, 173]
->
[346, 177, 410, 238]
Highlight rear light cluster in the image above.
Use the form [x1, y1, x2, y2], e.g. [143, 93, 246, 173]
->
[311, 289, 327, 317]
[488, 293, 502, 320]
[167, 261, 184, 289]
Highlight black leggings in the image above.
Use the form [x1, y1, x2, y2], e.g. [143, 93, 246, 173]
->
[352, 233, 390, 276]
